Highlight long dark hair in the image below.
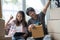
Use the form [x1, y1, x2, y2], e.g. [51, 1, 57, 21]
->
[14, 11, 27, 27]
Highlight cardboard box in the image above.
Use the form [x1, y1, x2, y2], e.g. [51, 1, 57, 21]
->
[47, 20, 60, 33]
[50, 8, 60, 20]
[5, 37, 12, 40]
[0, 0, 2, 18]
[31, 25, 44, 38]
[0, 19, 5, 37]
[0, 36, 4, 40]
[49, 33, 60, 40]
[0, 36, 12, 40]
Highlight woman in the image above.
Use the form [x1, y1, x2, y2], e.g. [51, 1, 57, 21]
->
[5, 11, 28, 40]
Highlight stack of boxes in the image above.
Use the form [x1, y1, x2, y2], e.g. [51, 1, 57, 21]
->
[0, 0, 12, 40]
[0, 19, 5, 37]
[0, 19, 5, 40]
[0, 19, 12, 40]
[0, 0, 2, 18]
[47, 8, 60, 40]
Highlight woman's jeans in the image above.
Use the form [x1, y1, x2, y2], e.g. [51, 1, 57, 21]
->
[12, 36, 25, 40]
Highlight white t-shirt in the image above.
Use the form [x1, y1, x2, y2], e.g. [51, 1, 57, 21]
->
[15, 24, 23, 32]
[8, 23, 27, 37]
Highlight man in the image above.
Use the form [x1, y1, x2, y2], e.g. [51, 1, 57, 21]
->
[26, 0, 51, 40]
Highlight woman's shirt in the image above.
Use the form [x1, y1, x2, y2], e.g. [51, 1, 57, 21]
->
[15, 24, 23, 32]
[8, 21, 27, 37]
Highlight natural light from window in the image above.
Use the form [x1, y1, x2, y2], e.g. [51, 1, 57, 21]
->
[2, 0, 43, 23]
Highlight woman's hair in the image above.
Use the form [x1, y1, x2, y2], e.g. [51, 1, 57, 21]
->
[14, 11, 27, 27]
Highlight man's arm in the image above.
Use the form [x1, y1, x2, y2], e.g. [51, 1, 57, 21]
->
[42, 0, 51, 14]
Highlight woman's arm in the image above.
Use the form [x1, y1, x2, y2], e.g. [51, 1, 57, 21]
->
[5, 16, 13, 29]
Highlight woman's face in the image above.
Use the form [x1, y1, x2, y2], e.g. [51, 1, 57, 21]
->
[16, 13, 22, 22]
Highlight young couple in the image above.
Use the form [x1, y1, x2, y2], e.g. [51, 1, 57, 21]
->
[5, 0, 51, 40]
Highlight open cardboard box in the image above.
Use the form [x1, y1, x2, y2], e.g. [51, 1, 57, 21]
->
[30, 25, 44, 38]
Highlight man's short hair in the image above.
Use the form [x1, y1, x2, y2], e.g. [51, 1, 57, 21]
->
[26, 7, 35, 16]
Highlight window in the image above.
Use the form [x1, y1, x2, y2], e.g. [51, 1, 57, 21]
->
[26, 0, 43, 13]
[2, 0, 43, 22]
[26, 0, 44, 21]
[2, 0, 23, 23]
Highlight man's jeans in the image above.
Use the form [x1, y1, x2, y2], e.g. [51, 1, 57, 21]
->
[43, 35, 51, 40]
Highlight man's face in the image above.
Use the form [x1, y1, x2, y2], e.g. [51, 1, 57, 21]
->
[29, 11, 36, 18]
